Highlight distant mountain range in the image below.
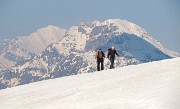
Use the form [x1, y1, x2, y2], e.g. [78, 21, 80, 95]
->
[0, 25, 66, 70]
[0, 19, 179, 89]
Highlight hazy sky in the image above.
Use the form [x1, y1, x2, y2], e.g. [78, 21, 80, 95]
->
[0, 0, 180, 53]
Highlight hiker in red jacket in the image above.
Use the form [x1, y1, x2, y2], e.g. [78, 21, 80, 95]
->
[96, 49, 105, 71]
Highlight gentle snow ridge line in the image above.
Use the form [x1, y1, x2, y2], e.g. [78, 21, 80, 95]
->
[0, 58, 180, 109]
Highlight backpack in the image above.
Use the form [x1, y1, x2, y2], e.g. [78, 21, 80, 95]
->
[97, 50, 105, 59]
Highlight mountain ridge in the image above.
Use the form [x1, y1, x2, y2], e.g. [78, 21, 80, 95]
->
[0, 19, 179, 89]
[0, 25, 66, 70]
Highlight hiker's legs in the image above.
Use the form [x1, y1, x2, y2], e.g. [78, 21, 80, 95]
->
[110, 58, 114, 69]
[100, 58, 104, 70]
[97, 59, 101, 71]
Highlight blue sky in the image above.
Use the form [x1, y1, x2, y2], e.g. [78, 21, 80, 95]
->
[0, 0, 180, 53]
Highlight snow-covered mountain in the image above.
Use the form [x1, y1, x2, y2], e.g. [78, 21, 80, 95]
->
[0, 25, 66, 69]
[0, 58, 180, 109]
[0, 19, 179, 89]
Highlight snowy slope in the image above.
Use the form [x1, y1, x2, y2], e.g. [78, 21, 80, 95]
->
[0, 25, 66, 69]
[0, 19, 179, 89]
[0, 58, 180, 109]
[19, 25, 66, 54]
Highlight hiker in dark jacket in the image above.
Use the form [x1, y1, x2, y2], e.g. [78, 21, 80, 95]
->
[108, 46, 120, 69]
[96, 49, 105, 71]
[107, 48, 111, 58]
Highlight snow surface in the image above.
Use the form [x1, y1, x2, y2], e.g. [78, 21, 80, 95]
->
[0, 58, 180, 109]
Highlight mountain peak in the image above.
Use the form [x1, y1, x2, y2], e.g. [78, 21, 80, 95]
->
[0, 18, 179, 89]
[0, 25, 67, 70]
[19, 25, 66, 54]
[103, 18, 124, 24]
[35, 25, 66, 35]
